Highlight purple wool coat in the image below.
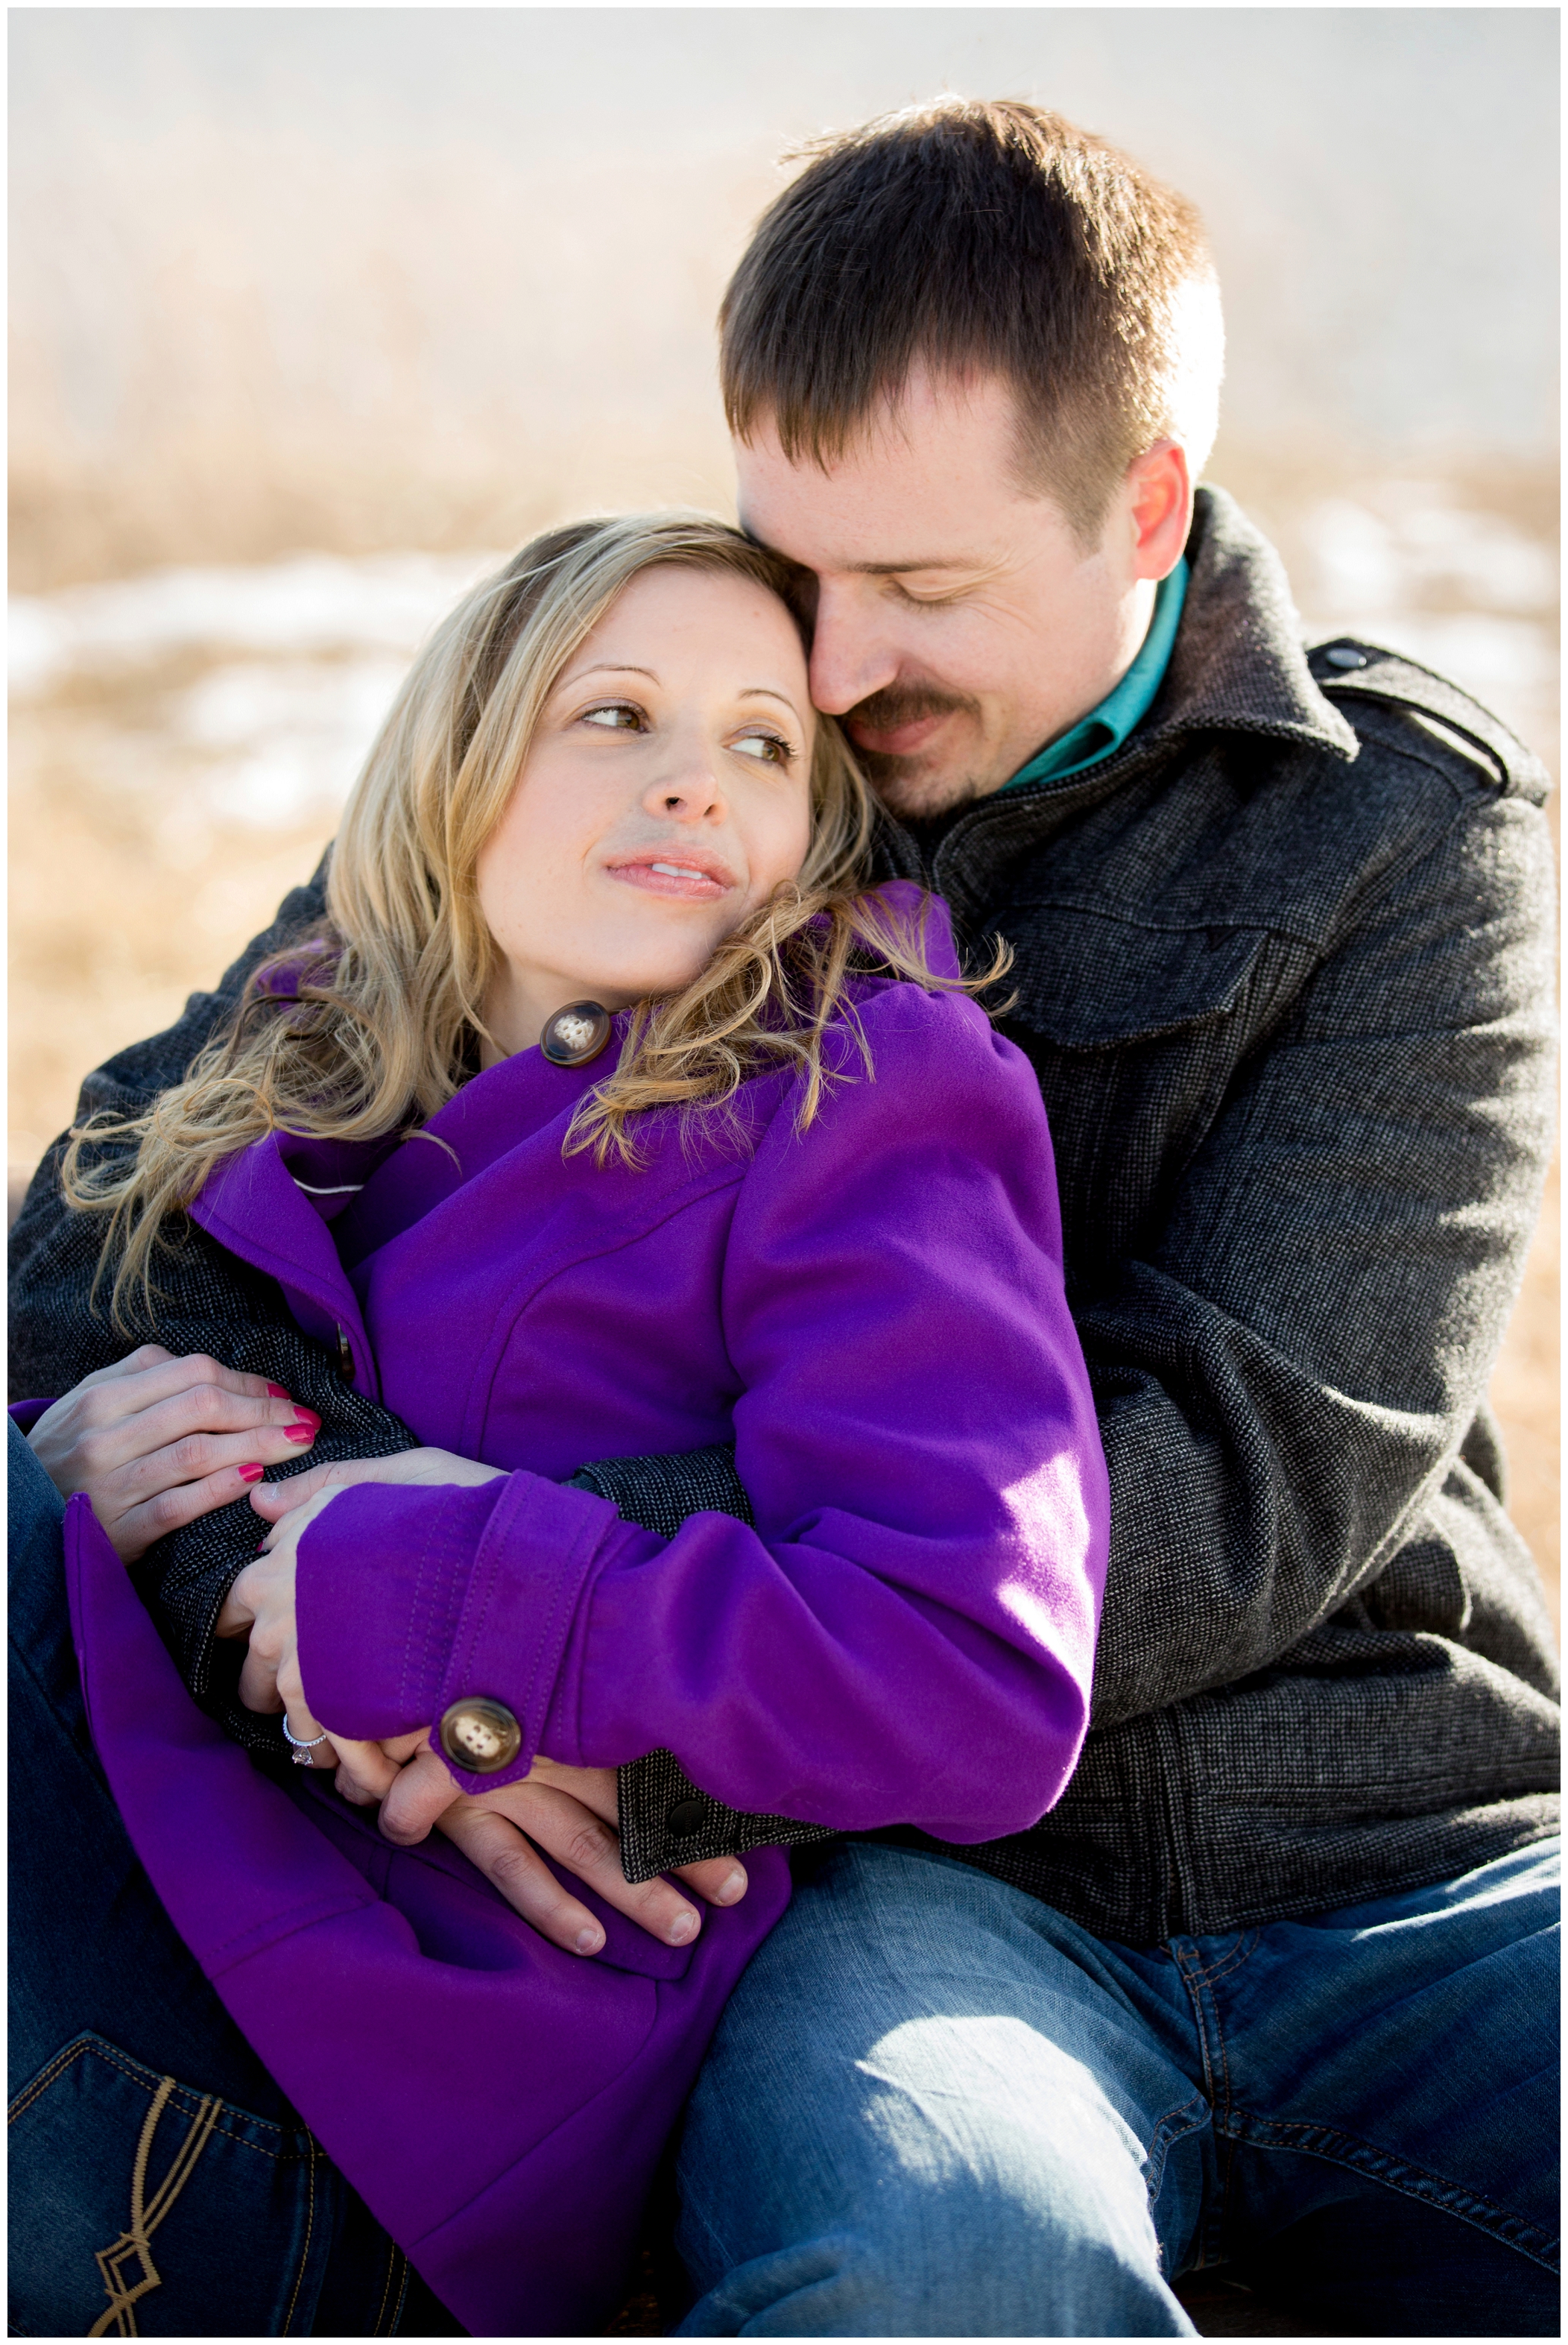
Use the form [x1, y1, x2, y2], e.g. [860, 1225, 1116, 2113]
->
[64, 888, 1108, 2335]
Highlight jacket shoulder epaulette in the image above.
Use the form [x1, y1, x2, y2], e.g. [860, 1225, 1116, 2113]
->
[1306, 637, 1551, 807]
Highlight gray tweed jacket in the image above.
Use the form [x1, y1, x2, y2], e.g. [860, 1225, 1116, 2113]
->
[10, 488, 1558, 1943]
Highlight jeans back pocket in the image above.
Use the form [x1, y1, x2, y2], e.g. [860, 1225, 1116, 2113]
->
[9, 2032, 334, 2337]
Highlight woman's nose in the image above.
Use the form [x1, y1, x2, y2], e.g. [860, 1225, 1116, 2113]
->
[641, 754, 725, 823]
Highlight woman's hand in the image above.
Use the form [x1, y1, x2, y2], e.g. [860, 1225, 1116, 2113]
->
[221, 1473, 749, 1954]
[222, 1459, 512, 1746]
[27, 1345, 320, 1562]
[215, 1484, 333, 1742]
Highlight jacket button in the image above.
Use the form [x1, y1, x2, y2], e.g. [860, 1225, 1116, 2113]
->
[667, 1798, 709, 1840]
[438, 1698, 522, 1773]
[1324, 645, 1369, 669]
[541, 1001, 613, 1067]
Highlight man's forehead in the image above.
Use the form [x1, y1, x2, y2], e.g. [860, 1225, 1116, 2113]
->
[738, 369, 1014, 479]
[734, 379, 1048, 574]
[736, 449, 1056, 585]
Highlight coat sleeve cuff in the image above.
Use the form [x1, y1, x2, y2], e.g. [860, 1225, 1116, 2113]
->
[8, 1398, 54, 1435]
[616, 1748, 836, 1884]
[295, 1472, 620, 1793]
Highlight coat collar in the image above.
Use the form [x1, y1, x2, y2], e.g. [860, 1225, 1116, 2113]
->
[190, 1137, 379, 1392]
[1143, 485, 1358, 764]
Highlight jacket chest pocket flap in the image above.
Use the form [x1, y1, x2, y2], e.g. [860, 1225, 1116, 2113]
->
[995, 904, 1270, 1051]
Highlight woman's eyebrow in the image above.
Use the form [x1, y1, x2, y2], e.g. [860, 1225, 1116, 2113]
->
[562, 666, 800, 718]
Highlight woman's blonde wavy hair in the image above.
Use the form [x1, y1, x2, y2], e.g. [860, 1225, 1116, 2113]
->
[65, 511, 1005, 1325]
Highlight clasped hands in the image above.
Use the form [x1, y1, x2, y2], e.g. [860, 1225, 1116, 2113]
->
[222, 1449, 750, 1958]
[31, 1347, 746, 1958]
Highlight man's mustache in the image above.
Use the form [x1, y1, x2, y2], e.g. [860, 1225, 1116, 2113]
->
[843, 682, 981, 742]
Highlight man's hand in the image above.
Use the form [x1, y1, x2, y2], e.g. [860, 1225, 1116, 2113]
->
[28, 1345, 320, 1562]
[346, 1739, 748, 1957]
[247, 1443, 507, 1525]
[223, 1462, 750, 1955]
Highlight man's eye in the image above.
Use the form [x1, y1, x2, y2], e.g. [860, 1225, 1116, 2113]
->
[732, 731, 791, 763]
[582, 704, 643, 730]
[891, 582, 958, 608]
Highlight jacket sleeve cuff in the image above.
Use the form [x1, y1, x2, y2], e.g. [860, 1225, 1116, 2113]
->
[295, 1472, 619, 1793]
[616, 1749, 836, 1885]
[9, 1399, 54, 1435]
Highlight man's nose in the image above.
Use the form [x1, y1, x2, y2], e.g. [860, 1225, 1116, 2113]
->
[807, 585, 901, 716]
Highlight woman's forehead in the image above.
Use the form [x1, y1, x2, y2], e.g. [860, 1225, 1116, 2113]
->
[566, 564, 812, 702]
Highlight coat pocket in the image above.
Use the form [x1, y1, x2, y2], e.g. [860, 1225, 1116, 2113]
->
[8, 2032, 333, 2338]
[990, 905, 1282, 1275]
[993, 901, 1271, 1050]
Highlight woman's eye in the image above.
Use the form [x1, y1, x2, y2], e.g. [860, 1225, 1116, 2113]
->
[731, 731, 791, 763]
[582, 704, 644, 731]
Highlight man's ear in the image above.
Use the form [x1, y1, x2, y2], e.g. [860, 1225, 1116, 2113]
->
[1125, 441, 1193, 581]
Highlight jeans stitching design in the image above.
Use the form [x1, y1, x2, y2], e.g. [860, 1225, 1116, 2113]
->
[88, 2073, 224, 2336]
[373, 2235, 403, 2335]
[279, 2133, 317, 2334]
[382, 2251, 411, 2336]
[1144, 2088, 1210, 2206]
[1184, 1931, 1259, 1990]
[1217, 2105, 1561, 2270]
[8, 2038, 89, 2124]
[10, 2036, 309, 2163]
[1172, 1939, 1242, 2268]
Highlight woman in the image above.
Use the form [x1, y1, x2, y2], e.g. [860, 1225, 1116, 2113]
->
[16, 514, 1107, 2335]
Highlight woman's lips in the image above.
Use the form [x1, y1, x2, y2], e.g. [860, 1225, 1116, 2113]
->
[606, 856, 731, 900]
[845, 710, 950, 757]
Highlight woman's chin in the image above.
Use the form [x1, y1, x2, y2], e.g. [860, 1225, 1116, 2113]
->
[590, 924, 736, 1004]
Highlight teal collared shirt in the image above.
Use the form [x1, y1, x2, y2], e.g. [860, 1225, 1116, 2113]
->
[999, 558, 1188, 794]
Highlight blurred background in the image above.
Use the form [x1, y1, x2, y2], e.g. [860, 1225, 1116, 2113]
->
[10, 7, 1558, 1612]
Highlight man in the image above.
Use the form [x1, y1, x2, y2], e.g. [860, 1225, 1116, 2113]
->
[12, 100, 1558, 2335]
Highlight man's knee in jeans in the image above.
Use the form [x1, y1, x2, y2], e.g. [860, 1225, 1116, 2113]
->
[677, 2002, 1195, 2335]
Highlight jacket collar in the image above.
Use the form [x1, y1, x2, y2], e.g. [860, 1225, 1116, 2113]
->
[1142, 485, 1358, 764]
[190, 1136, 378, 1392]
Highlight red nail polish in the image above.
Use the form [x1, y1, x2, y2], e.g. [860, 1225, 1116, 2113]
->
[291, 1410, 321, 1431]
[284, 1424, 314, 1444]
[266, 1383, 291, 1399]
[238, 1462, 264, 1483]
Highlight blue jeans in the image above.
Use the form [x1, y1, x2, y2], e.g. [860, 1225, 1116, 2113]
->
[7, 1422, 464, 2337]
[674, 1837, 1559, 2336]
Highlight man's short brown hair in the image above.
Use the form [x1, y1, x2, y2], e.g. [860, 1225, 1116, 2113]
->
[720, 97, 1222, 543]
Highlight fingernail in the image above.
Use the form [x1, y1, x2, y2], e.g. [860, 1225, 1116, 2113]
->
[575, 1926, 604, 1956]
[290, 1409, 320, 1430]
[716, 1869, 747, 1904]
[284, 1423, 315, 1444]
[667, 1910, 698, 1945]
[237, 1463, 264, 1483]
[255, 1539, 268, 1553]
[266, 1383, 291, 1399]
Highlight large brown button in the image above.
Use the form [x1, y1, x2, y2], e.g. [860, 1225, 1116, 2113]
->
[540, 1001, 613, 1067]
[438, 1697, 522, 1773]
[667, 1798, 709, 1840]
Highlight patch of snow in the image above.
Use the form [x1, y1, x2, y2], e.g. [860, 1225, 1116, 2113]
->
[9, 549, 505, 696]
[174, 656, 410, 824]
